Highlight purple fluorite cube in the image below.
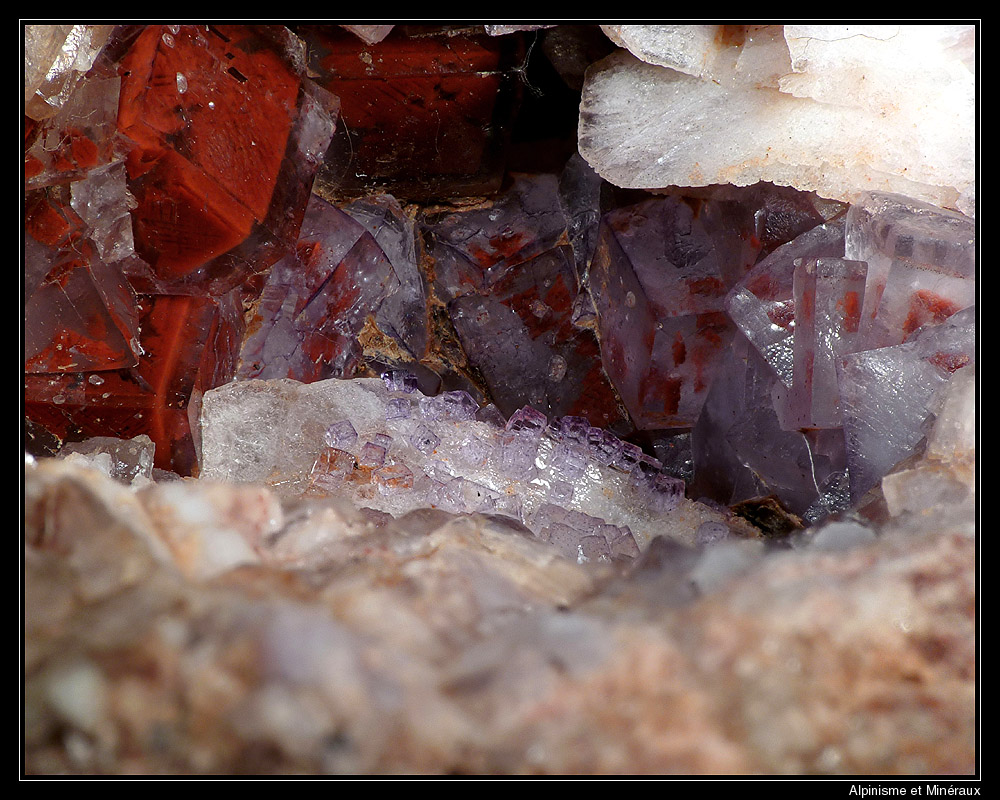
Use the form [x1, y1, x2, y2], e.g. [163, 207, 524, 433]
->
[505, 405, 548, 436]
[498, 429, 539, 475]
[440, 390, 479, 421]
[648, 473, 685, 513]
[578, 534, 612, 564]
[549, 480, 574, 505]
[410, 424, 441, 455]
[358, 442, 387, 468]
[612, 441, 643, 474]
[549, 442, 588, 481]
[556, 415, 591, 447]
[382, 369, 418, 394]
[587, 428, 624, 466]
[324, 419, 358, 450]
[386, 397, 411, 420]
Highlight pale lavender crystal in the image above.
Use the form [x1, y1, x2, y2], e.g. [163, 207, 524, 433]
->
[419, 395, 447, 421]
[549, 481, 574, 504]
[410, 425, 441, 455]
[588, 428, 624, 466]
[374, 433, 393, 449]
[689, 333, 846, 517]
[549, 442, 588, 481]
[838, 306, 975, 503]
[440, 390, 479, 421]
[324, 419, 357, 450]
[236, 195, 397, 382]
[605, 525, 640, 559]
[475, 403, 506, 428]
[358, 442, 387, 469]
[382, 369, 418, 394]
[648, 473, 685, 513]
[506, 406, 548, 436]
[385, 398, 411, 421]
[345, 194, 428, 359]
[695, 521, 730, 546]
[578, 535, 612, 564]
[497, 430, 539, 475]
[454, 433, 492, 468]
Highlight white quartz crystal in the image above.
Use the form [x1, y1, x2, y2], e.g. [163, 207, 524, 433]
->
[580, 24, 975, 215]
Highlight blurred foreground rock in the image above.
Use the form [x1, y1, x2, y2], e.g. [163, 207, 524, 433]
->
[24, 448, 975, 774]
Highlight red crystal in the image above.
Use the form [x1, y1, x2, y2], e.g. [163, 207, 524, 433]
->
[117, 24, 334, 294]
[25, 291, 244, 474]
[302, 25, 523, 199]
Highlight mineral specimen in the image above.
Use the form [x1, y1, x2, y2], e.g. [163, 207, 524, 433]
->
[22, 23, 977, 778]
[580, 25, 975, 214]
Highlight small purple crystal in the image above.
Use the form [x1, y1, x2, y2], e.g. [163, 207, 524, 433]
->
[440, 390, 479, 421]
[358, 442, 387, 468]
[454, 433, 492, 468]
[549, 480, 574, 504]
[556, 415, 591, 447]
[475, 403, 506, 428]
[505, 406, 548, 436]
[498, 429, 539, 475]
[419, 395, 447, 421]
[386, 397, 411, 420]
[324, 419, 358, 450]
[604, 525, 640, 559]
[549, 442, 588, 481]
[373, 462, 414, 491]
[382, 369, 419, 394]
[410, 425, 441, 455]
[588, 428, 624, 466]
[612, 441, 643, 474]
[648, 473, 685, 513]
[578, 534, 612, 564]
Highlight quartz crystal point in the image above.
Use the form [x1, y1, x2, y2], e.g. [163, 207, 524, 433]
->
[579, 33, 974, 214]
[201, 377, 701, 551]
[726, 219, 845, 387]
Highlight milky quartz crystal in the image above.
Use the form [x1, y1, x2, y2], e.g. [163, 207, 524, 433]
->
[580, 25, 975, 214]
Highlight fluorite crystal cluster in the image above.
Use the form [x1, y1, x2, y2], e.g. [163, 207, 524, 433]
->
[23, 24, 977, 776]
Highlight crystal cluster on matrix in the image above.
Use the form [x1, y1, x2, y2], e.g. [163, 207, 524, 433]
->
[199, 370, 690, 562]
[22, 23, 977, 778]
[24, 24, 338, 472]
